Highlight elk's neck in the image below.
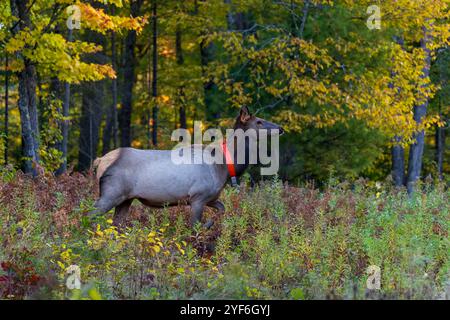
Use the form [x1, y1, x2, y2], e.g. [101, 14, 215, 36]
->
[227, 134, 251, 177]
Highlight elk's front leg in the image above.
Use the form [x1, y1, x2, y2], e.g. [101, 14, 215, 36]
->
[113, 199, 133, 230]
[190, 201, 206, 227]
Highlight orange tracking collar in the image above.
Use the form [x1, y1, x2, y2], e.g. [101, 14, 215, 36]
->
[222, 141, 238, 187]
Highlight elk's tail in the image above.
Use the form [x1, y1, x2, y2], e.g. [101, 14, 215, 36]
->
[92, 148, 121, 180]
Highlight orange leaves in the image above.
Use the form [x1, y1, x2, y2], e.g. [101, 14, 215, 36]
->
[156, 94, 171, 106]
[77, 2, 148, 34]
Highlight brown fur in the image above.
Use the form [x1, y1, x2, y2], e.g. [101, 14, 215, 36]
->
[92, 148, 122, 180]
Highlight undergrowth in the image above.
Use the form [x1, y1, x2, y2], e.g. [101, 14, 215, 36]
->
[0, 168, 448, 300]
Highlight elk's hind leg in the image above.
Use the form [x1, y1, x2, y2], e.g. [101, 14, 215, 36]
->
[207, 200, 225, 215]
[113, 199, 133, 229]
[204, 200, 225, 229]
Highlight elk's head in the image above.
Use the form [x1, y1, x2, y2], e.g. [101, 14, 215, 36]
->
[234, 106, 284, 137]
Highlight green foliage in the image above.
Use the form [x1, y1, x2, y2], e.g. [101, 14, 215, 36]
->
[0, 172, 448, 299]
[0, 132, 5, 166]
[278, 120, 388, 182]
[39, 97, 64, 172]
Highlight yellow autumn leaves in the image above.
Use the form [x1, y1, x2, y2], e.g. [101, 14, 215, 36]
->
[77, 2, 147, 35]
[3, 0, 147, 84]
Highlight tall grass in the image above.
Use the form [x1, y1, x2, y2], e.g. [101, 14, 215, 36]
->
[0, 168, 448, 299]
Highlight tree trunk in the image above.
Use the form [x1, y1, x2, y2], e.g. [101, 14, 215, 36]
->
[299, 0, 310, 39]
[176, 28, 187, 129]
[406, 27, 432, 194]
[119, 0, 142, 147]
[435, 125, 445, 181]
[392, 143, 405, 187]
[145, 52, 152, 147]
[78, 28, 107, 171]
[102, 105, 113, 154]
[55, 29, 72, 175]
[3, 55, 9, 165]
[151, 0, 158, 146]
[102, 28, 119, 154]
[176, 27, 184, 67]
[202, 0, 249, 121]
[390, 36, 405, 187]
[200, 38, 217, 121]
[78, 81, 104, 171]
[179, 88, 187, 130]
[10, 0, 39, 175]
[435, 99, 445, 181]
[224, 0, 234, 29]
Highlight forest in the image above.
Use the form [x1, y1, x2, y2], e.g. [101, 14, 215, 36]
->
[0, 0, 449, 300]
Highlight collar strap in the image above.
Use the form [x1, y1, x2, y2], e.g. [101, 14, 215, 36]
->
[222, 141, 238, 187]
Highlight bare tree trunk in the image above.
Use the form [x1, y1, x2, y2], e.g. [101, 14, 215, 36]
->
[390, 36, 406, 187]
[102, 27, 118, 154]
[102, 106, 113, 154]
[55, 29, 72, 175]
[111, 30, 118, 149]
[200, 0, 235, 121]
[78, 27, 107, 171]
[176, 28, 187, 129]
[224, 0, 234, 29]
[406, 27, 432, 194]
[119, 0, 142, 147]
[392, 142, 405, 187]
[200, 38, 217, 121]
[145, 53, 151, 148]
[10, 0, 39, 175]
[179, 88, 187, 130]
[175, 27, 184, 69]
[435, 99, 445, 181]
[202, 0, 250, 121]
[26, 64, 39, 161]
[435, 126, 445, 181]
[299, 0, 310, 39]
[151, 0, 158, 146]
[78, 82, 104, 171]
[3, 55, 9, 165]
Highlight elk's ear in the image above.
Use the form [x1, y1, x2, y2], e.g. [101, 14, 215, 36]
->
[239, 106, 251, 123]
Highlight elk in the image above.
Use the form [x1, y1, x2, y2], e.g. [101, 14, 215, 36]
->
[90, 106, 283, 228]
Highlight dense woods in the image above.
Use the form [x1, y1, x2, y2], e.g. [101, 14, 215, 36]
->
[0, 0, 449, 190]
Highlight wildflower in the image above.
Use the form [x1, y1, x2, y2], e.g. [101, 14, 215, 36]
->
[176, 267, 185, 274]
[57, 261, 65, 270]
[60, 249, 72, 261]
[175, 243, 185, 255]
[95, 224, 104, 237]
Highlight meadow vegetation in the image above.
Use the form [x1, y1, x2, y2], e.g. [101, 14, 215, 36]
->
[0, 168, 448, 300]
